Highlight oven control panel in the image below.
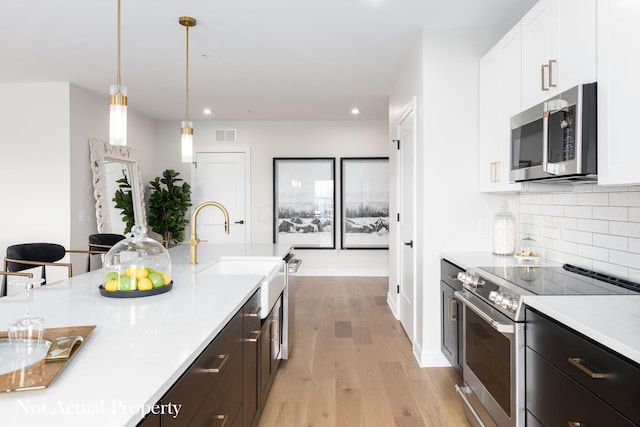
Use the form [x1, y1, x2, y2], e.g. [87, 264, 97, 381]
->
[488, 290, 518, 313]
[458, 271, 522, 315]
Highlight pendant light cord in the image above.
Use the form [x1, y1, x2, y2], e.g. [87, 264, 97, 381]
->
[116, 0, 121, 86]
[185, 24, 190, 122]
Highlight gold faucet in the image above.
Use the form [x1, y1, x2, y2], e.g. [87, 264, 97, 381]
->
[189, 201, 230, 264]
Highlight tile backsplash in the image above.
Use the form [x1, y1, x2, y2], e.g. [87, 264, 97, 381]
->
[518, 184, 640, 282]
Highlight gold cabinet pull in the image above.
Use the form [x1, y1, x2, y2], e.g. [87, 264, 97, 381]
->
[245, 330, 262, 343]
[245, 306, 261, 318]
[568, 357, 605, 379]
[568, 422, 583, 427]
[548, 59, 557, 87]
[203, 354, 229, 373]
[210, 414, 229, 427]
[448, 297, 458, 321]
[541, 63, 549, 91]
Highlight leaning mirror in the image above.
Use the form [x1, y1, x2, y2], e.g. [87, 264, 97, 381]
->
[89, 138, 147, 234]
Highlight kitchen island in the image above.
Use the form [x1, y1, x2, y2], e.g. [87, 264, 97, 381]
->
[0, 243, 292, 427]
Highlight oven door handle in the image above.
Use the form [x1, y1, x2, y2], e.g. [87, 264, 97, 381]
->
[454, 291, 514, 335]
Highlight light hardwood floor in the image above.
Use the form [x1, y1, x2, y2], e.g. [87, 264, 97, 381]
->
[258, 276, 470, 427]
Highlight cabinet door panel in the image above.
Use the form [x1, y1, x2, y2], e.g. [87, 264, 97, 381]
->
[521, 0, 558, 109]
[189, 347, 243, 427]
[478, 23, 522, 193]
[597, 0, 640, 185]
[526, 347, 635, 427]
[440, 282, 458, 368]
[526, 309, 640, 424]
[163, 311, 243, 427]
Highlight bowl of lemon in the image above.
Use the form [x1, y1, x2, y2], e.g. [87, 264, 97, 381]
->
[98, 225, 173, 298]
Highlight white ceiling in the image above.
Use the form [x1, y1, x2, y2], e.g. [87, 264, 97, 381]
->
[1, 0, 535, 121]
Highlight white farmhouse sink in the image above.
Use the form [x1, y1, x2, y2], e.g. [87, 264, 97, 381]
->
[204, 257, 285, 319]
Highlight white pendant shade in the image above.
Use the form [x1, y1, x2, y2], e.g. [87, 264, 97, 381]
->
[109, 84, 128, 146]
[181, 121, 194, 163]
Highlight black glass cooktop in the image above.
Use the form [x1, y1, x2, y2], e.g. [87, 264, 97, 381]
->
[478, 264, 640, 297]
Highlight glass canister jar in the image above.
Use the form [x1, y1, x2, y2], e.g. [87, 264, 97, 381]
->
[493, 201, 516, 256]
[101, 225, 172, 293]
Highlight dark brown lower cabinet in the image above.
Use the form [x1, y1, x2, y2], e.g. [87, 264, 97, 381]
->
[136, 413, 159, 427]
[243, 291, 261, 427]
[188, 344, 243, 427]
[260, 295, 281, 410]
[526, 308, 640, 426]
[158, 290, 260, 427]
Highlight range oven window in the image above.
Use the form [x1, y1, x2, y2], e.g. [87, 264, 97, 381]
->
[511, 118, 542, 170]
[465, 309, 511, 416]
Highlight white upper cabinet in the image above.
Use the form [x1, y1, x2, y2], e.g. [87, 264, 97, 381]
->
[479, 23, 522, 193]
[597, 0, 640, 185]
[521, 0, 596, 111]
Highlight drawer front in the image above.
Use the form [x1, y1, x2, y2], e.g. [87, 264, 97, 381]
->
[440, 259, 464, 291]
[189, 346, 243, 427]
[243, 290, 261, 336]
[163, 310, 243, 427]
[526, 347, 635, 427]
[526, 309, 640, 424]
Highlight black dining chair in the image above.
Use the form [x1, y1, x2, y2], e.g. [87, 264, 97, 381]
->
[2, 243, 78, 297]
[86, 233, 126, 272]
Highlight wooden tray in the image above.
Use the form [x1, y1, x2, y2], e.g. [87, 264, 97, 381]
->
[0, 325, 96, 392]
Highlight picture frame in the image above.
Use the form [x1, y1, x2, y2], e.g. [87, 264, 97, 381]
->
[273, 158, 336, 249]
[340, 157, 390, 249]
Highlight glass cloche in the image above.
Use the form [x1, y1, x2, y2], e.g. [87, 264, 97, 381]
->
[100, 225, 172, 295]
[514, 235, 541, 263]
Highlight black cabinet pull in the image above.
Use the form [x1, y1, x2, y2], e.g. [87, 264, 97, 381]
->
[234, 220, 244, 224]
[404, 240, 413, 248]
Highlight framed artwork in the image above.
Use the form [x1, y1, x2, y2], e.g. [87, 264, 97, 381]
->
[273, 158, 336, 249]
[340, 157, 389, 249]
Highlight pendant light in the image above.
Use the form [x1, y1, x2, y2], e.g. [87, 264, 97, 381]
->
[109, 0, 127, 146]
[179, 16, 196, 163]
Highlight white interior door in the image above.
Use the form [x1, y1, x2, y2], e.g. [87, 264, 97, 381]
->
[397, 103, 416, 342]
[194, 150, 250, 244]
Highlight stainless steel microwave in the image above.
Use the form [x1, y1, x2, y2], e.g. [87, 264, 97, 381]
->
[510, 83, 597, 183]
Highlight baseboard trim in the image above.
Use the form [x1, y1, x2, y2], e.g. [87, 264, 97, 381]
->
[417, 350, 451, 368]
[294, 268, 389, 277]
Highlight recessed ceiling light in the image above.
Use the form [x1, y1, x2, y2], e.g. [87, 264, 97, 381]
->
[351, 108, 360, 115]
[203, 108, 212, 115]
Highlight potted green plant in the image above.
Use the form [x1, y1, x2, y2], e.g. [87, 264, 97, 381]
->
[148, 169, 192, 248]
[112, 171, 135, 234]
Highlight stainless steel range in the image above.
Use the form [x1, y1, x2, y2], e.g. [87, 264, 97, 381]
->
[453, 263, 640, 427]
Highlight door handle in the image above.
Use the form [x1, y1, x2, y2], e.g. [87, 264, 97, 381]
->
[404, 240, 413, 248]
[234, 220, 244, 224]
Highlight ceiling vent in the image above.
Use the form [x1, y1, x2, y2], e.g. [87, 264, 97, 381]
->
[215, 129, 237, 144]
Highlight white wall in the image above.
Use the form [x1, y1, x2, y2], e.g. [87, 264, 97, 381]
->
[154, 120, 389, 275]
[0, 83, 72, 286]
[417, 29, 506, 366]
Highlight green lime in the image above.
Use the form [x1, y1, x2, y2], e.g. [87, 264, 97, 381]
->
[104, 271, 119, 283]
[148, 272, 165, 289]
[118, 276, 137, 292]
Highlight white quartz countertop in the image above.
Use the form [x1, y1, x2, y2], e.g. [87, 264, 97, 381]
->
[441, 251, 640, 365]
[0, 243, 292, 426]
